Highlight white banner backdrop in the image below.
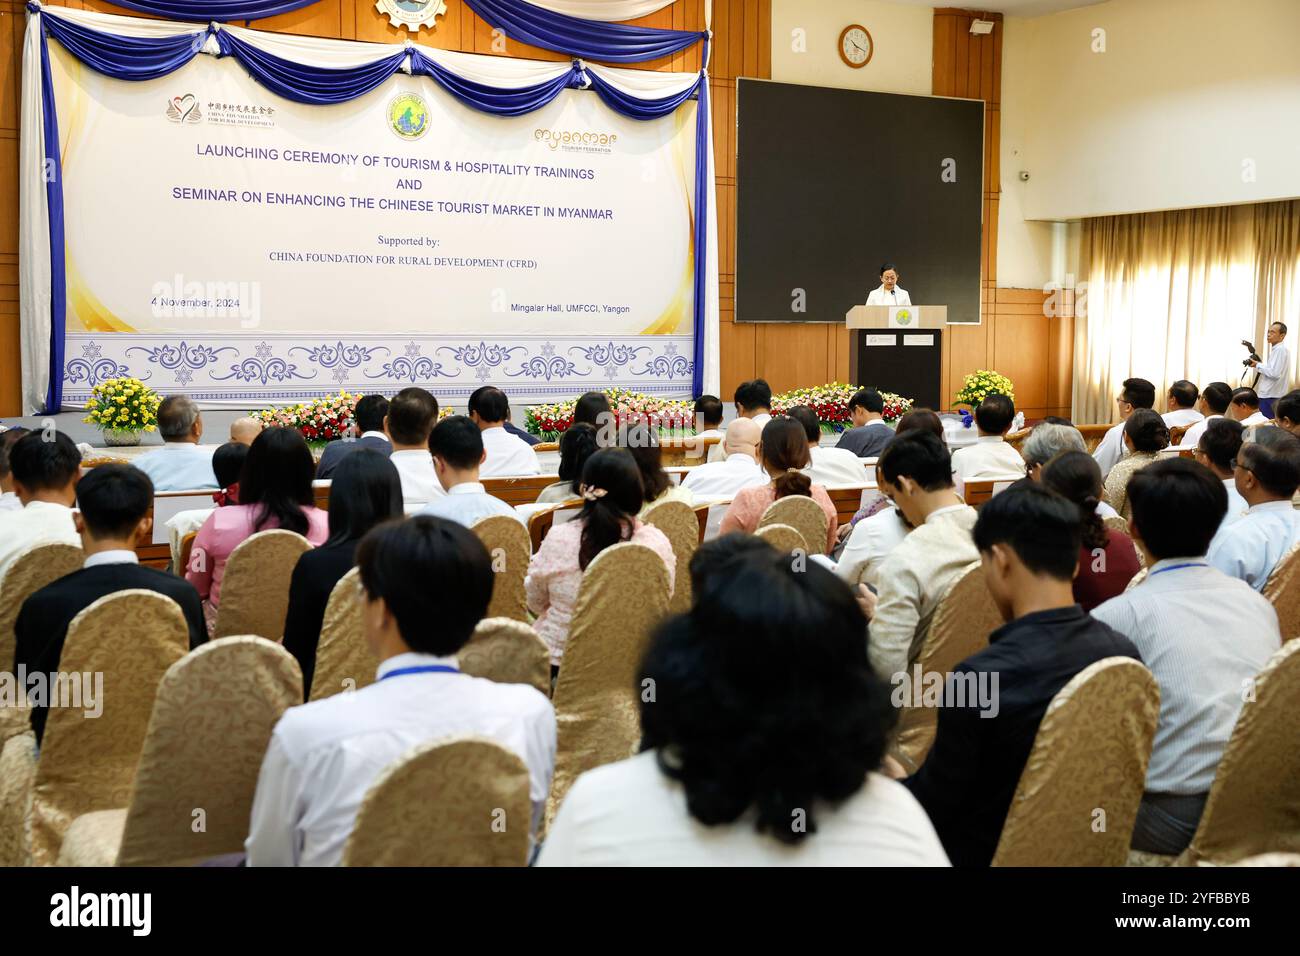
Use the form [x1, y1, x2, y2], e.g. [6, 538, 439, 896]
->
[49, 37, 699, 406]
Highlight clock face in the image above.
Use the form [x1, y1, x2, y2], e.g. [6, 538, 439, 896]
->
[840, 25, 873, 68]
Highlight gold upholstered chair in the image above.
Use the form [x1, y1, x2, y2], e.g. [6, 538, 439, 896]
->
[891, 561, 1002, 774]
[308, 568, 377, 702]
[1129, 640, 1300, 866]
[1261, 543, 1300, 642]
[0, 542, 84, 748]
[758, 494, 829, 555]
[6, 590, 188, 866]
[342, 736, 532, 866]
[458, 617, 551, 696]
[546, 541, 671, 830]
[57, 636, 302, 866]
[755, 522, 808, 554]
[642, 498, 698, 613]
[213, 529, 311, 641]
[992, 657, 1159, 866]
[471, 515, 531, 622]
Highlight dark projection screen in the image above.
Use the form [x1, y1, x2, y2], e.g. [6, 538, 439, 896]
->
[736, 78, 983, 324]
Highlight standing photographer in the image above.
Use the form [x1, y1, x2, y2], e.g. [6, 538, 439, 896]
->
[1248, 322, 1290, 419]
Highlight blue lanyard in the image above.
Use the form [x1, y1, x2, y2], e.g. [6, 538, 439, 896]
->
[379, 664, 459, 681]
[1149, 562, 1207, 577]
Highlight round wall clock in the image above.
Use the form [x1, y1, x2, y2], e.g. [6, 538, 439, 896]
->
[839, 24, 874, 69]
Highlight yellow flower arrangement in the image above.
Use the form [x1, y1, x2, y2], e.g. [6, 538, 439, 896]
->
[82, 377, 163, 434]
[955, 370, 1016, 408]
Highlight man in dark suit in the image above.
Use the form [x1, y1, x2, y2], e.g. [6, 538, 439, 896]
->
[315, 394, 392, 480]
[14, 464, 206, 745]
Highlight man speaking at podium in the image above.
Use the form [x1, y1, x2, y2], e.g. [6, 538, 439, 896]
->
[866, 262, 911, 306]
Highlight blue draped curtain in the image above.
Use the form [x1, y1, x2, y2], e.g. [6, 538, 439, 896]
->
[463, 0, 705, 63]
[101, 1, 320, 20]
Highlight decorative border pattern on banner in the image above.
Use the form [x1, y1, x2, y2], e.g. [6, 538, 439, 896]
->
[62, 333, 695, 406]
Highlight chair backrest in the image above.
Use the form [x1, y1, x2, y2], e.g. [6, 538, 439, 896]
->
[115, 637, 302, 866]
[960, 479, 1014, 507]
[472, 515, 531, 623]
[0, 542, 84, 742]
[30, 590, 188, 865]
[213, 529, 312, 641]
[308, 568, 377, 702]
[458, 618, 551, 696]
[1261, 543, 1300, 642]
[526, 503, 580, 554]
[758, 494, 828, 555]
[178, 531, 198, 578]
[343, 735, 531, 866]
[1168, 424, 1189, 447]
[1181, 640, 1300, 865]
[755, 522, 808, 554]
[825, 484, 875, 527]
[1076, 424, 1114, 454]
[992, 657, 1159, 866]
[642, 498, 697, 613]
[892, 561, 1001, 772]
[547, 542, 671, 830]
[691, 502, 711, 543]
[482, 475, 563, 508]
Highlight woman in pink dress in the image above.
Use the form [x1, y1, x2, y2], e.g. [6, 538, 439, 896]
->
[720, 417, 839, 552]
[186, 427, 329, 626]
[525, 447, 676, 668]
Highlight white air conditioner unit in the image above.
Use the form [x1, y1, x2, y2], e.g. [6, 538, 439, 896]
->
[970, 19, 995, 36]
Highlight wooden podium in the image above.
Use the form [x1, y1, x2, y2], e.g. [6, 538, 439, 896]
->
[844, 305, 949, 411]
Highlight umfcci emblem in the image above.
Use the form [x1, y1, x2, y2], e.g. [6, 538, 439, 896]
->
[375, 0, 447, 32]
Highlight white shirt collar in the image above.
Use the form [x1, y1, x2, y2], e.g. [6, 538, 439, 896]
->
[1247, 499, 1295, 514]
[84, 549, 138, 569]
[447, 482, 486, 496]
[375, 651, 461, 681]
[22, 500, 73, 513]
[161, 440, 201, 450]
[925, 503, 968, 523]
[1147, 556, 1208, 574]
[975, 435, 1005, 444]
[391, 448, 432, 460]
[724, 452, 757, 465]
[360, 431, 389, 441]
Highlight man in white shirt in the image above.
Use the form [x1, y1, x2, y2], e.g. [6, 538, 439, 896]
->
[1191, 418, 1248, 531]
[1161, 380, 1204, 430]
[419, 415, 524, 528]
[681, 417, 766, 498]
[0, 427, 30, 513]
[1206, 426, 1300, 590]
[832, 504, 910, 589]
[1227, 386, 1269, 428]
[950, 394, 1025, 482]
[788, 406, 869, 486]
[1248, 322, 1290, 420]
[1093, 377, 1155, 479]
[692, 394, 726, 449]
[130, 395, 217, 491]
[856, 432, 978, 680]
[709, 379, 773, 462]
[865, 262, 911, 307]
[0, 431, 82, 578]
[384, 386, 443, 514]
[469, 387, 541, 477]
[1092, 458, 1281, 854]
[1176, 381, 1232, 450]
[246, 516, 556, 866]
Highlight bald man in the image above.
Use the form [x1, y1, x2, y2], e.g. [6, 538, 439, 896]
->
[681, 417, 767, 499]
[230, 417, 264, 446]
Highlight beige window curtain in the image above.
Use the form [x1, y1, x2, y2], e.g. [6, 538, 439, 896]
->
[1074, 200, 1300, 423]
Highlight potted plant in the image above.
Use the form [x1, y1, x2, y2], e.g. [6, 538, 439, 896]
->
[82, 377, 162, 446]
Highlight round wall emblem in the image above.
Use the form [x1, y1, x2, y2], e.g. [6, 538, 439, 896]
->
[388, 93, 430, 141]
[375, 0, 447, 33]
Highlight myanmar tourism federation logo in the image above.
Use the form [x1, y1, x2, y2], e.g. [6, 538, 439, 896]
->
[895, 308, 913, 326]
[165, 93, 202, 124]
[375, 0, 447, 32]
[388, 93, 429, 141]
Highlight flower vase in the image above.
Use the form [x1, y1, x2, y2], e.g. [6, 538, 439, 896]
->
[102, 429, 142, 447]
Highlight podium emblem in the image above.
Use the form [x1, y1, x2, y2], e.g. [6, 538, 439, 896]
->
[889, 307, 914, 328]
[376, 0, 447, 32]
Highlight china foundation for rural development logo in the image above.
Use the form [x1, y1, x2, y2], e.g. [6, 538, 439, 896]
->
[165, 93, 202, 124]
[388, 92, 430, 141]
[376, 0, 447, 32]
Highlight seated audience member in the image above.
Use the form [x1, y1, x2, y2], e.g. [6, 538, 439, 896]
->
[0, 426, 30, 512]
[315, 394, 391, 480]
[211, 441, 248, 506]
[539, 548, 949, 866]
[1103, 409, 1170, 519]
[1021, 422, 1087, 483]
[537, 423, 600, 504]
[1040, 451, 1140, 610]
[710, 379, 774, 463]
[1177, 381, 1232, 449]
[857, 431, 977, 680]
[1092, 459, 1281, 855]
[131, 395, 217, 491]
[1272, 389, 1300, 436]
[247, 517, 556, 866]
[573, 390, 613, 430]
[0, 431, 81, 576]
[685, 532, 774, 607]
[789, 405, 869, 485]
[1094, 377, 1156, 478]
[680, 417, 766, 498]
[900, 484, 1140, 867]
[835, 387, 894, 459]
[693, 394, 725, 444]
[1227, 386, 1269, 428]
[229, 416, 264, 447]
[1162, 380, 1203, 429]
[525, 448, 675, 667]
[186, 428, 329, 618]
[283, 449, 403, 700]
[843, 409, 947, 528]
[950, 394, 1025, 481]
[1206, 426, 1300, 590]
[384, 387, 440, 512]
[420, 415, 523, 527]
[503, 406, 541, 447]
[14, 464, 206, 744]
[832, 469, 912, 589]
[469, 387, 541, 477]
[719, 418, 838, 552]
[624, 423, 694, 515]
[1192, 417, 1248, 528]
